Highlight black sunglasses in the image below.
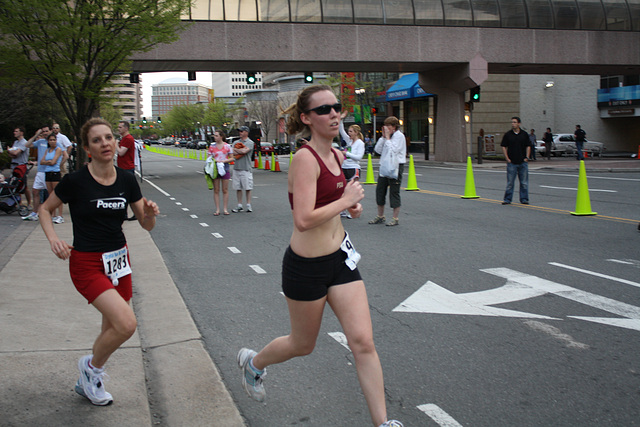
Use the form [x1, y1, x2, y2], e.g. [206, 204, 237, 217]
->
[305, 103, 342, 115]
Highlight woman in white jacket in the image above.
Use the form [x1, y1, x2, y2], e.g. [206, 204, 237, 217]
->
[338, 112, 365, 218]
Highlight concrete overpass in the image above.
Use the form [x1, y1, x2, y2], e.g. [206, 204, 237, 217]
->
[132, 21, 640, 161]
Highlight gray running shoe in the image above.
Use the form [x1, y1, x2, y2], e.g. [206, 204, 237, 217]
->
[237, 348, 266, 402]
[22, 212, 38, 221]
[77, 355, 113, 406]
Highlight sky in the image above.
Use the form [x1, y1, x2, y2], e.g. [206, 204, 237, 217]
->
[140, 72, 213, 117]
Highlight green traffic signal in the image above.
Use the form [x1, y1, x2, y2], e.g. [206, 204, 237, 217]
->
[470, 86, 481, 102]
[304, 72, 313, 83]
[246, 72, 256, 84]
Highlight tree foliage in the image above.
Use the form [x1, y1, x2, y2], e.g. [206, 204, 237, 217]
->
[204, 98, 242, 132]
[162, 103, 205, 137]
[0, 0, 192, 165]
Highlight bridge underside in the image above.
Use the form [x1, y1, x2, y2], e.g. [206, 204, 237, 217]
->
[133, 22, 640, 161]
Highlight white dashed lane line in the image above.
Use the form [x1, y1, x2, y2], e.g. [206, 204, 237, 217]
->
[211, 233, 223, 238]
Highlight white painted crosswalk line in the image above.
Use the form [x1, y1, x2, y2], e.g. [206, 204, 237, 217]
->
[417, 404, 463, 427]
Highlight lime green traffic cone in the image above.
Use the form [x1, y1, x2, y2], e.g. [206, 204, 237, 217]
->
[404, 155, 420, 191]
[571, 160, 597, 216]
[461, 156, 480, 199]
[364, 154, 376, 185]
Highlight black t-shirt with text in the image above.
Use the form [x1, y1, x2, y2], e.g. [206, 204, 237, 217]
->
[55, 166, 142, 252]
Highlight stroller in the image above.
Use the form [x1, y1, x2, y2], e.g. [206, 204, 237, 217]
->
[0, 163, 33, 216]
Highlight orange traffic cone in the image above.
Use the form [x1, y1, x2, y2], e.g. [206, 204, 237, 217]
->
[264, 158, 270, 170]
[274, 158, 281, 172]
[254, 157, 259, 168]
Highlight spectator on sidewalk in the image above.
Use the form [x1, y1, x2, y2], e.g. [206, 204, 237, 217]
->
[40, 133, 65, 224]
[501, 116, 530, 205]
[7, 126, 33, 208]
[369, 116, 406, 227]
[52, 123, 71, 176]
[21, 126, 51, 221]
[231, 126, 254, 213]
[207, 130, 233, 216]
[338, 112, 365, 218]
[117, 121, 137, 220]
[39, 117, 159, 407]
[529, 129, 537, 160]
[574, 125, 586, 160]
[543, 128, 553, 160]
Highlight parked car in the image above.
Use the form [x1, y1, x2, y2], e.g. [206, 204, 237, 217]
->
[185, 140, 198, 149]
[196, 140, 209, 149]
[550, 134, 606, 157]
[260, 142, 274, 155]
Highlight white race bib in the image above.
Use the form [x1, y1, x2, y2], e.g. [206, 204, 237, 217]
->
[340, 232, 361, 271]
[102, 246, 132, 286]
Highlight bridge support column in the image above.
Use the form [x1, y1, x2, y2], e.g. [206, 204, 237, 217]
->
[418, 54, 488, 163]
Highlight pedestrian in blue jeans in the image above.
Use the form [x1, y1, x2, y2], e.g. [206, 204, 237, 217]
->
[501, 117, 531, 205]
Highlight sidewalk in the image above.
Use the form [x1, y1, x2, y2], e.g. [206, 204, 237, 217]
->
[0, 212, 245, 426]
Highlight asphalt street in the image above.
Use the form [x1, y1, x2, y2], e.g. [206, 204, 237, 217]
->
[4, 149, 636, 426]
[132, 148, 639, 427]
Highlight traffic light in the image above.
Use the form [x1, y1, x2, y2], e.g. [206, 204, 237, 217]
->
[142, 117, 147, 124]
[371, 107, 377, 116]
[130, 117, 134, 124]
[139, 125, 143, 129]
[304, 72, 313, 83]
[129, 73, 139, 84]
[246, 72, 256, 84]
[470, 86, 481, 102]
[188, 71, 196, 81]
[157, 116, 162, 123]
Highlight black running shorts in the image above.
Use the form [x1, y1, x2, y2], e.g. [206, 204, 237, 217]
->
[282, 246, 362, 301]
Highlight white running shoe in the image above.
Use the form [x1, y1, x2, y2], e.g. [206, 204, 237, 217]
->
[22, 212, 38, 221]
[52, 216, 62, 224]
[77, 355, 113, 406]
[237, 348, 266, 402]
[379, 421, 404, 427]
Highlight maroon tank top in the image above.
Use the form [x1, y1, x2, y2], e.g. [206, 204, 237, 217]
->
[289, 144, 346, 210]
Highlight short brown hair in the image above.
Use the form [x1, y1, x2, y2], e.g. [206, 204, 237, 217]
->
[384, 116, 400, 129]
[80, 118, 112, 149]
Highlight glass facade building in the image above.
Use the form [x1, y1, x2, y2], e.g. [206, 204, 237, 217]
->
[187, 0, 640, 31]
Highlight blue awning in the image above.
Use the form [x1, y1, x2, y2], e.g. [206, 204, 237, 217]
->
[386, 73, 433, 101]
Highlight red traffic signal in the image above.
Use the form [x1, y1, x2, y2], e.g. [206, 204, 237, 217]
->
[371, 107, 377, 115]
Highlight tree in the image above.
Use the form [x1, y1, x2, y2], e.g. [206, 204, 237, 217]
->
[246, 99, 278, 143]
[204, 98, 242, 132]
[163, 103, 205, 138]
[0, 0, 192, 167]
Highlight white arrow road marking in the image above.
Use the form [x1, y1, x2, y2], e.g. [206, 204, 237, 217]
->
[417, 404, 463, 427]
[328, 332, 351, 352]
[393, 280, 557, 319]
[483, 268, 640, 331]
[549, 262, 640, 288]
[249, 265, 266, 274]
